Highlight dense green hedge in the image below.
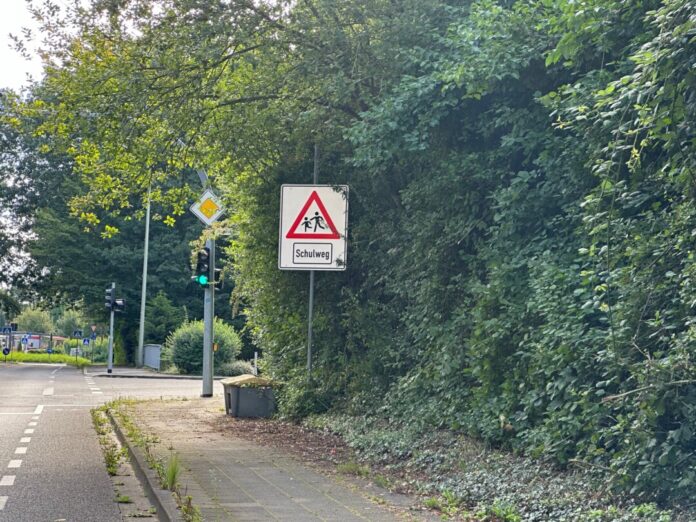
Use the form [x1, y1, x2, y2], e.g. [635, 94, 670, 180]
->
[228, 0, 696, 502]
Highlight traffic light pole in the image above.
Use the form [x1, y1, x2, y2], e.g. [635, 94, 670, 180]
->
[201, 239, 215, 397]
[107, 282, 115, 374]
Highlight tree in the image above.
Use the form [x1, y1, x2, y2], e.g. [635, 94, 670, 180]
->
[55, 309, 87, 337]
[0, 290, 20, 322]
[144, 291, 186, 344]
[14, 308, 54, 333]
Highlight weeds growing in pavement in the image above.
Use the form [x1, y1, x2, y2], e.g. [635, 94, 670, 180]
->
[91, 407, 125, 475]
[164, 453, 181, 491]
[104, 400, 202, 522]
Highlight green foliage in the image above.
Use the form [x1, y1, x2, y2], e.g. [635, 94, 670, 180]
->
[14, 307, 55, 333]
[145, 291, 186, 345]
[164, 453, 181, 492]
[8, 351, 91, 368]
[0, 290, 20, 321]
[55, 309, 87, 337]
[165, 319, 241, 375]
[14, 0, 696, 506]
[217, 360, 254, 377]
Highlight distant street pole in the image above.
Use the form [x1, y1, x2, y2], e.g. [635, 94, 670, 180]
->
[136, 184, 152, 368]
[189, 166, 216, 398]
[107, 282, 115, 374]
[201, 238, 215, 397]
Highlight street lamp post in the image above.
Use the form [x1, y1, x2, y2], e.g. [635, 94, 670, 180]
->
[136, 184, 152, 368]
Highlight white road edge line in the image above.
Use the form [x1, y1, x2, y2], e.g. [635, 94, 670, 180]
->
[0, 475, 15, 486]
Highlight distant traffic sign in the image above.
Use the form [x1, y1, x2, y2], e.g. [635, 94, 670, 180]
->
[21, 337, 28, 345]
[2, 347, 9, 356]
[190, 189, 225, 227]
[72, 329, 83, 338]
[47, 348, 53, 354]
[1, 326, 11, 334]
[91, 332, 97, 340]
[83, 338, 90, 346]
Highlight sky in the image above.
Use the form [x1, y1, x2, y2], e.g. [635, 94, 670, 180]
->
[0, 1, 44, 91]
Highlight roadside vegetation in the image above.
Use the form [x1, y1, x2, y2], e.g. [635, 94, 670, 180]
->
[6, 351, 91, 368]
[1, 0, 694, 515]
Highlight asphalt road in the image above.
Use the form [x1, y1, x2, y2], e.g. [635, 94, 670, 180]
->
[0, 363, 215, 521]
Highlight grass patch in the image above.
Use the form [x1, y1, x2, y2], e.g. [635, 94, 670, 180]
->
[475, 501, 522, 522]
[164, 453, 181, 491]
[6, 351, 90, 368]
[116, 495, 133, 503]
[336, 460, 370, 477]
[373, 474, 391, 489]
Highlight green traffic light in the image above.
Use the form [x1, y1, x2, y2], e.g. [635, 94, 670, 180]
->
[197, 275, 209, 286]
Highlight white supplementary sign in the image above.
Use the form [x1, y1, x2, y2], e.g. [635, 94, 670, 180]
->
[278, 184, 348, 271]
[190, 189, 225, 226]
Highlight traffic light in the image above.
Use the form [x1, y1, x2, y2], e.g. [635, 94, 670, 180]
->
[213, 268, 223, 290]
[105, 287, 115, 309]
[114, 298, 126, 313]
[193, 247, 211, 286]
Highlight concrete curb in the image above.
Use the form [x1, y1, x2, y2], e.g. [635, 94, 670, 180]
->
[106, 410, 184, 522]
[86, 369, 225, 380]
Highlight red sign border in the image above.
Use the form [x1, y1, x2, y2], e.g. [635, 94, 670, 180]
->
[286, 190, 341, 239]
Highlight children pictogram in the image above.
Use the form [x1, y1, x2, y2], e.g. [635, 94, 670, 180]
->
[286, 191, 340, 239]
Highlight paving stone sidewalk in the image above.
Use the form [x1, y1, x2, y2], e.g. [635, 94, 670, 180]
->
[128, 398, 428, 522]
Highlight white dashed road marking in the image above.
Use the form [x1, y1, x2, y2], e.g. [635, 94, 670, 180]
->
[28, 422, 37, 427]
[7, 461, 21, 469]
[14, 448, 27, 455]
[0, 476, 15, 486]
[20, 438, 30, 443]
[0, 496, 7, 510]
[24, 429, 34, 435]
[34, 405, 44, 414]
[42, 388, 54, 396]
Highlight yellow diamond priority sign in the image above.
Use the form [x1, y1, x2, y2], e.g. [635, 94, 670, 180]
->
[190, 189, 225, 226]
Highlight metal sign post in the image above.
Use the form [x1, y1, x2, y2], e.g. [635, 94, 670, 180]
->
[201, 238, 215, 397]
[107, 282, 115, 374]
[309, 145, 318, 377]
[190, 180, 223, 398]
[278, 145, 349, 379]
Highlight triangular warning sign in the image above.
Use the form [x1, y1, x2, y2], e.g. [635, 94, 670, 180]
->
[286, 191, 341, 239]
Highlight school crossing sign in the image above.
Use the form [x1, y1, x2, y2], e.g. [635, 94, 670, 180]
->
[279, 184, 348, 270]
